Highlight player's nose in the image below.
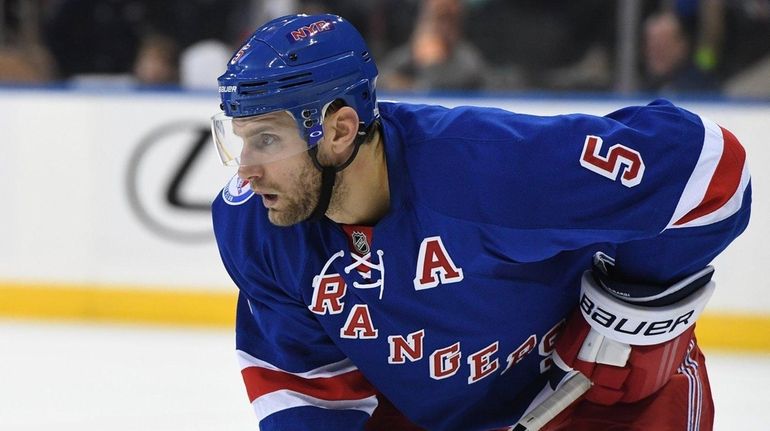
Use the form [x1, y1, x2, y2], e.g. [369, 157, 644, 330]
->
[237, 163, 264, 184]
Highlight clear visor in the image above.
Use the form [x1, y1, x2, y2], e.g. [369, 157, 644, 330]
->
[210, 111, 318, 167]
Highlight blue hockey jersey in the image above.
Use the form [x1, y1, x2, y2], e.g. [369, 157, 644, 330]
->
[212, 99, 750, 430]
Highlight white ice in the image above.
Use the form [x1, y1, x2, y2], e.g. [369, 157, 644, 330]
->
[0, 320, 767, 430]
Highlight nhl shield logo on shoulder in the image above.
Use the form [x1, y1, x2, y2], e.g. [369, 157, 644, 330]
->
[222, 174, 255, 206]
[352, 231, 370, 255]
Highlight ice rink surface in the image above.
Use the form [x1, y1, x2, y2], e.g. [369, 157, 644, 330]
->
[1, 319, 768, 430]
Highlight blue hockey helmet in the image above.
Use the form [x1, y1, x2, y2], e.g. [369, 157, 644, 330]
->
[212, 14, 379, 167]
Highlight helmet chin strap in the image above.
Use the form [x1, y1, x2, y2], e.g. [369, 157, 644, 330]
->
[306, 131, 366, 222]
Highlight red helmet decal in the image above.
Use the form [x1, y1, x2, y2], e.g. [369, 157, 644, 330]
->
[287, 20, 335, 43]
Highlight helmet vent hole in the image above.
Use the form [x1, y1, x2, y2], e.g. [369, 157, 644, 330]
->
[240, 89, 268, 95]
[239, 80, 268, 95]
[276, 72, 312, 82]
[278, 79, 314, 90]
[241, 81, 268, 88]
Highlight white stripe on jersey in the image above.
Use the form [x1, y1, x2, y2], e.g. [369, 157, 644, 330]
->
[237, 349, 378, 424]
[666, 116, 749, 229]
[251, 389, 379, 420]
[237, 349, 359, 378]
[667, 117, 723, 229]
[675, 156, 750, 229]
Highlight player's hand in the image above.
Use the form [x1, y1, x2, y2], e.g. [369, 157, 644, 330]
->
[553, 306, 695, 405]
[552, 255, 714, 405]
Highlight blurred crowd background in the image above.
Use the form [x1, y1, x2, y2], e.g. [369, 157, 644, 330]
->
[1, 0, 769, 98]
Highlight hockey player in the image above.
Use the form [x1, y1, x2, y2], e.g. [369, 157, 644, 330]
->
[210, 14, 751, 431]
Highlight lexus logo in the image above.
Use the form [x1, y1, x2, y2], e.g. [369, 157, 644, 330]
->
[126, 121, 231, 243]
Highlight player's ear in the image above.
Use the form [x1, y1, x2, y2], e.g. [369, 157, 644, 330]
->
[323, 106, 359, 157]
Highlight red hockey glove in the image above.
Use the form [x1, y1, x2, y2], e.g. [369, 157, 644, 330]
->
[553, 254, 715, 406]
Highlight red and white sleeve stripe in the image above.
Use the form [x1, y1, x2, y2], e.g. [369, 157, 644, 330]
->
[666, 116, 750, 229]
[237, 349, 379, 421]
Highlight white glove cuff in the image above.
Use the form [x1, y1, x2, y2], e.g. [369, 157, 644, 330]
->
[579, 269, 715, 346]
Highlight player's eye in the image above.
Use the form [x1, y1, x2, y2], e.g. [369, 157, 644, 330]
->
[247, 133, 281, 153]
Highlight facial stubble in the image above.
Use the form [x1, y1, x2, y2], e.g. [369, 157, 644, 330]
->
[266, 155, 347, 226]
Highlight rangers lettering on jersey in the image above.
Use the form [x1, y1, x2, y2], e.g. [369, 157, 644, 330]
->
[308, 273, 347, 315]
[430, 342, 462, 380]
[502, 335, 537, 374]
[308, 236, 565, 386]
[340, 304, 378, 339]
[388, 329, 425, 364]
[467, 342, 500, 384]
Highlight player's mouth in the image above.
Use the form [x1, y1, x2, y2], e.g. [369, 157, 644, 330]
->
[262, 193, 278, 208]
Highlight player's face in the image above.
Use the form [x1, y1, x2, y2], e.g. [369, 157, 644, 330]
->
[235, 112, 321, 226]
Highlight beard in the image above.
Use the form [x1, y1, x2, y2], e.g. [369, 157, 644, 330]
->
[264, 157, 319, 226]
[263, 153, 347, 227]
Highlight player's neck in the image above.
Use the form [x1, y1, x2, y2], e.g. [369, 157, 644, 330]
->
[326, 131, 389, 226]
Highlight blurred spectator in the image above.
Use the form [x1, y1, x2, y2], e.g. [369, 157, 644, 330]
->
[0, 0, 762, 97]
[0, 0, 56, 84]
[641, 8, 719, 93]
[540, 42, 613, 92]
[378, 0, 487, 91]
[133, 34, 179, 86]
[724, 55, 770, 98]
[721, 0, 770, 78]
[42, 0, 251, 81]
[0, 45, 55, 84]
[179, 39, 232, 90]
[43, 0, 142, 79]
[690, 0, 725, 77]
[464, 0, 615, 91]
[250, 0, 299, 27]
[721, 0, 770, 97]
